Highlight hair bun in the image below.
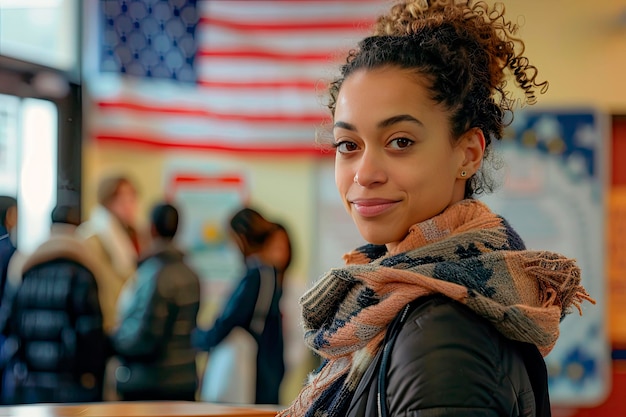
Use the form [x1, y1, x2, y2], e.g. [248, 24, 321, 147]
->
[372, 0, 548, 108]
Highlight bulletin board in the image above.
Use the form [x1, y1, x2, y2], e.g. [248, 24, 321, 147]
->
[482, 108, 610, 405]
[163, 160, 248, 286]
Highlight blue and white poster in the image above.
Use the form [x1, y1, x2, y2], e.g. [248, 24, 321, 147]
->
[482, 109, 610, 405]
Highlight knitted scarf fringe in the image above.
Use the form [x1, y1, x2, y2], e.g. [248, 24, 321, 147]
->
[520, 251, 595, 316]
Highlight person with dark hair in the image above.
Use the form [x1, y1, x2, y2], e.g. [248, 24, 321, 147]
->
[51, 205, 81, 226]
[111, 202, 200, 401]
[279, 1, 593, 417]
[0, 205, 107, 404]
[261, 223, 292, 289]
[150, 203, 179, 239]
[78, 174, 144, 334]
[0, 196, 17, 303]
[193, 207, 285, 405]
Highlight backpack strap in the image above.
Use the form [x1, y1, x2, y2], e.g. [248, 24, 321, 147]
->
[249, 263, 276, 336]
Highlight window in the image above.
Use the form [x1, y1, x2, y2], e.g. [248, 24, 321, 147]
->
[0, 93, 58, 253]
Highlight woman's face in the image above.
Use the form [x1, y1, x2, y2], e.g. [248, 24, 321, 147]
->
[333, 67, 469, 251]
[108, 182, 138, 227]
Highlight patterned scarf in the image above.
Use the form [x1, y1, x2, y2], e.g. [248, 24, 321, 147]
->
[279, 199, 593, 417]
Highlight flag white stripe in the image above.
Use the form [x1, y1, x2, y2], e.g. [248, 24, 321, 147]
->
[203, 1, 386, 22]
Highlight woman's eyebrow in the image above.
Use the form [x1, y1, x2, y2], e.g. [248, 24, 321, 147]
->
[333, 115, 424, 132]
[378, 114, 424, 128]
[333, 121, 357, 131]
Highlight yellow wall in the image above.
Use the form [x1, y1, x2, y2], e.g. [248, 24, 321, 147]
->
[82, 141, 317, 281]
[489, 0, 626, 112]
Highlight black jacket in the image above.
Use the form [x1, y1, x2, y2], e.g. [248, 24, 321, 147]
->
[0, 225, 16, 303]
[112, 243, 200, 399]
[346, 295, 551, 417]
[1, 259, 106, 404]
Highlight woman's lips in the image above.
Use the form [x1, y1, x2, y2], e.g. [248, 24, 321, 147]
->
[350, 199, 400, 217]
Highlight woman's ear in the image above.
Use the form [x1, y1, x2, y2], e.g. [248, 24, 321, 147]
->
[458, 128, 486, 175]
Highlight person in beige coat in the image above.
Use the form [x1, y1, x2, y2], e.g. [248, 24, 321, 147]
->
[78, 175, 144, 334]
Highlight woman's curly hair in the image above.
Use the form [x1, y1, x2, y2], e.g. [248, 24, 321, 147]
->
[326, 0, 548, 197]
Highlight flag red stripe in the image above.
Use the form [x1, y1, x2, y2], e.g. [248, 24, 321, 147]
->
[95, 133, 335, 157]
[97, 101, 329, 124]
[197, 48, 336, 62]
[173, 175, 244, 185]
[198, 79, 325, 90]
[166, 174, 248, 201]
[199, 16, 373, 32]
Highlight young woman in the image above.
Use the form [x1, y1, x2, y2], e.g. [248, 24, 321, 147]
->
[193, 208, 285, 405]
[79, 174, 143, 333]
[280, 1, 593, 416]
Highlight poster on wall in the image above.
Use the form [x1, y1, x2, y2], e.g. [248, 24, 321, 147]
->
[482, 109, 609, 405]
[164, 161, 248, 287]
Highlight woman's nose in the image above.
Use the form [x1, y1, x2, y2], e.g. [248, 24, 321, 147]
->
[353, 149, 387, 187]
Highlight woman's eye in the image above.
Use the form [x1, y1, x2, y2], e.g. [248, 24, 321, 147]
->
[334, 141, 359, 153]
[388, 138, 414, 149]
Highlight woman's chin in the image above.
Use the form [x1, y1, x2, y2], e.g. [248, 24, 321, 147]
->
[357, 230, 398, 247]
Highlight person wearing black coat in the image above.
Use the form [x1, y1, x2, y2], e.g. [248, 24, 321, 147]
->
[0, 206, 106, 404]
[0, 196, 17, 303]
[112, 203, 200, 401]
[345, 295, 550, 417]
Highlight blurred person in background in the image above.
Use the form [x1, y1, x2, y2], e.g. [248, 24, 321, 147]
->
[193, 207, 286, 405]
[0, 196, 18, 303]
[0, 205, 106, 404]
[78, 174, 144, 334]
[112, 202, 200, 401]
[262, 223, 292, 290]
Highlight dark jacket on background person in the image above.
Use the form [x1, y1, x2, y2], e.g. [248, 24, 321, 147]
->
[346, 295, 550, 417]
[0, 225, 16, 304]
[0, 224, 107, 404]
[193, 256, 285, 405]
[112, 240, 200, 401]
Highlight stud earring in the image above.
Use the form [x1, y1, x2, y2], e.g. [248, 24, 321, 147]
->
[354, 175, 359, 184]
[460, 170, 467, 178]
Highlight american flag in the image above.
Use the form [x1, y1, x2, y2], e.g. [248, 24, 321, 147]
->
[88, 0, 387, 156]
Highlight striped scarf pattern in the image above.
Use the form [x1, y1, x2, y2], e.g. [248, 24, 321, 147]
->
[279, 199, 593, 417]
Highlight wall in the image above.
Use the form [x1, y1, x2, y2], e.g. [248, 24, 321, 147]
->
[493, 0, 626, 113]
